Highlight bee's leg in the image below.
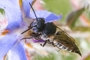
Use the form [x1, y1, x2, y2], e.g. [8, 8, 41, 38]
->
[49, 42, 56, 47]
[21, 38, 30, 40]
[20, 37, 33, 43]
[51, 42, 56, 47]
[20, 37, 33, 41]
[21, 20, 34, 34]
[46, 40, 55, 47]
[40, 40, 48, 47]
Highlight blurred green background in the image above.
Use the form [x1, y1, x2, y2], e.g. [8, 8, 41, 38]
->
[34, 0, 90, 60]
[44, 0, 72, 23]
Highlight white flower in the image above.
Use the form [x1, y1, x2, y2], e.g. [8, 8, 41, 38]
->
[81, 0, 90, 10]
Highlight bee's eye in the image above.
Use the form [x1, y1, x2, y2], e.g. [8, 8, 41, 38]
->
[30, 21, 37, 27]
[37, 18, 45, 31]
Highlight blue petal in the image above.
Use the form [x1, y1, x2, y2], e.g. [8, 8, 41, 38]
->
[8, 43, 27, 60]
[45, 14, 62, 22]
[0, 58, 3, 60]
[30, 10, 62, 22]
[22, 0, 33, 17]
[0, 0, 22, 31]
[0, 33, 19, 59]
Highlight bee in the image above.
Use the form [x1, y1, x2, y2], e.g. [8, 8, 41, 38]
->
[21, 3, 81, 56]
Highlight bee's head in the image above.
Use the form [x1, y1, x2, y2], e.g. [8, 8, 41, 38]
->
[36, 18, 45, 28]
[30, 18, 45, 33]
[21, 3, 45, 34]
[36, 18, 45, 21]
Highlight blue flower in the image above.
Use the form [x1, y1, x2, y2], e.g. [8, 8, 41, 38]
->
[30, 10, 62, 22]
[0, 0, 62, 60]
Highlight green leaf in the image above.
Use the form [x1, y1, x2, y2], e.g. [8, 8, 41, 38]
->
[66, 8, 85, 28]
[72, 26, 90, 32]
[0, 8, 5, 15]
[84, 55, 90, 60]
[43, 0, 72, 22]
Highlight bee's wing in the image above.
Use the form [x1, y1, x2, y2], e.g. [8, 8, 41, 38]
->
[53, 27, 81, 56]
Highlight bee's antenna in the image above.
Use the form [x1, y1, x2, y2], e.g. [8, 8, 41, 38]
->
[21, 28, 30, 34]
[29, 2, 38, 21]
